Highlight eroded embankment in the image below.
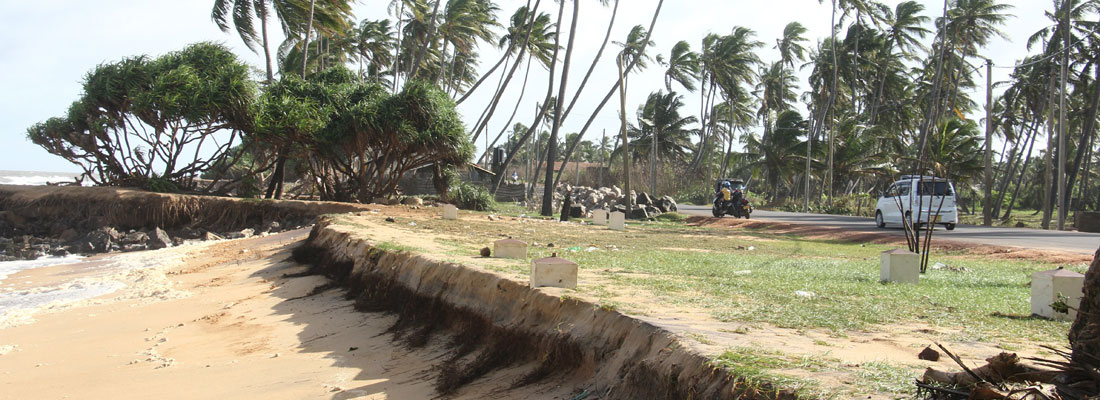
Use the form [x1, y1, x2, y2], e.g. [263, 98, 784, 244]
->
[294, 216, 802, 400]
[0, 185, 368, 235]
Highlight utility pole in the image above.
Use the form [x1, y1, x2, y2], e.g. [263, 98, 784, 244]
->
[1057, 0, 1069, 230]
[983, 59, 993, 226]
[618, 54, 632, 210]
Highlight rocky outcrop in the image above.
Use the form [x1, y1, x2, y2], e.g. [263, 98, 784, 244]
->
[293, 217, 798, 399]
[0, 185, 354, 260]
[529, 184, 678, 220]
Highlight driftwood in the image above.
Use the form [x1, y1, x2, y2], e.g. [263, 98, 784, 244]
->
[923, 351, 1059, 387]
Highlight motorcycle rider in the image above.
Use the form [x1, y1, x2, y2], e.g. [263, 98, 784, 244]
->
[717, 181, 733, 211]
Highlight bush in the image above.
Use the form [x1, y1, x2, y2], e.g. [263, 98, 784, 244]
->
[449, 181, 493, 211]
[673, 183, 712, 206]
[144, 177, 180, 193]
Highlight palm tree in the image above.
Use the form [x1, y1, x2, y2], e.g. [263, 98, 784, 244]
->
[756, 61, 798, 136]
[619, 91, 697, 165]
[744, 110, 808, 198]
[775, 22, 810, 70]
[689, 27, 764, 171]
[212, 0, 346, 82]
[660, 41, 699, 92]
[351, 19, 395, 81]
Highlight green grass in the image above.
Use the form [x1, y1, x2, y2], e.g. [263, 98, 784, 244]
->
[414, 211, 1071, 344]
[959, 208, 1045, 228]
[711, 347, 834, 399]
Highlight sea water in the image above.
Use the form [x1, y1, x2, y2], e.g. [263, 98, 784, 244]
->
[0, 170, 82, 186]
[0, 242, 204, 329]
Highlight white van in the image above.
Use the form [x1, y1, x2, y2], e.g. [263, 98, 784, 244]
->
[874, 175, 958, 231]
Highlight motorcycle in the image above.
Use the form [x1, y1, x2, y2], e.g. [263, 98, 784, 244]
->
[711, 179, 753, 219]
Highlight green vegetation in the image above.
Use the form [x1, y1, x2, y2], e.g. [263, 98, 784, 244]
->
[26, 42, 256, 190]
[419, 212, 1072, 344]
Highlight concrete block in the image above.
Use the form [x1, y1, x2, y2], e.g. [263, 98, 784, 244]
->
[442, 204, 458, 220]
[592, 209, 608, 226]
[531, 254, 578, 289]
[493, 238, 527, 260]
[609, 211, 625, 231]
[880, 249, 919, 284]
[1032, 268, 1085, 321]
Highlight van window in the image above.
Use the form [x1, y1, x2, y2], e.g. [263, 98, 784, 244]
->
[897, 183, 911, 196]
[917, 181, 954, 196]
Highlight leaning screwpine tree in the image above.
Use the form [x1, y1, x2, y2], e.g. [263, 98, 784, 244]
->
[27, 42, 256, 192]
[254, 66, 472, 202]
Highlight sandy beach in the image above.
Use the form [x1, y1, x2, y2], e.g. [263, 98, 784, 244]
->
[0, 229, 570, 399]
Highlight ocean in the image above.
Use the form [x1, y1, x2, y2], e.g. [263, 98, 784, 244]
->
[0, 170, 82, 186]
[0, 169, 158, 329]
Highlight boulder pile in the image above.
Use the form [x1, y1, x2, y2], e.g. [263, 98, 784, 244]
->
[529, 185, 678, 220]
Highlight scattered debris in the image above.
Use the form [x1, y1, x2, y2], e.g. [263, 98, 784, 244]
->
[408, 222, 417, 227]
[932, 262, 970, 273]
[733, 270, 751, 276]
[385, 217, 396, 223]
[795, 290, 816, 299]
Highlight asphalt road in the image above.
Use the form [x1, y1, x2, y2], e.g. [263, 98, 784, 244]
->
[678, 205, 1100, 255]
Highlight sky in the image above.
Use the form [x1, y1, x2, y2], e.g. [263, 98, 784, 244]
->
[0, 0, 1052, 173]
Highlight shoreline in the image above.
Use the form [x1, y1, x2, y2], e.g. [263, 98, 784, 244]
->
[2, 229, 562, 399]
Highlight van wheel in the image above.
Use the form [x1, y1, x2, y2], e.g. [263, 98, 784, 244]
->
[875, 211, 885, 228]
[945, 223, 956, 231]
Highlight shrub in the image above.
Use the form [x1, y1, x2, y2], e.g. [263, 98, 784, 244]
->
[449, 181, 493, 211]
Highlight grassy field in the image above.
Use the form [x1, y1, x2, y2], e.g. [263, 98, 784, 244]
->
[353, 204, 1086, 398]
[444, 208, 1079, 342]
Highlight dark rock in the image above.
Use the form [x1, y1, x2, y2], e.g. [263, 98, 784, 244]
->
[122, 231, 149, 244]
[100, 227, 122, 241]
[385, 217, 396, 223]
[630, 207, 650, 220]
[148, 228, 172, 250]
[560, 195, 573, 222]
[480, 247, 491, 257]
[658, 196, 678, 213]
[645, 206, 662, 218]
[636, 192, 654, 206]
[262, 221, 281, 233]
[49, 247, 70, 257]
[569, 204, 586, 219]
[122, 243, 148, 252]
[918, 346, 940, 361]
[83, 228, 115, 253]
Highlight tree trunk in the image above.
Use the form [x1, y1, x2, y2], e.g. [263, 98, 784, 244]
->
[561, 0, 619, 121]
[1069, 245, 1100, 369]
[1064, 65, 1100, 213]
[548, 0, 664, 189]
[479, 54, 532, 164]
[301, 0, 316, 77]
[541, 0, 577, 216]
[259, 3, 274, 83]
[409, 0, 443, 80]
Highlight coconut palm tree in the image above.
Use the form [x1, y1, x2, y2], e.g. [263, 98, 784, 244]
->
[776, 22, 810, 69]
[212, 0, 346, 82]
[689, 27, 764, 171]
[351, 19, 395, 81]
[660, 41, 699, 93]
[619, 91, 697, 165]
